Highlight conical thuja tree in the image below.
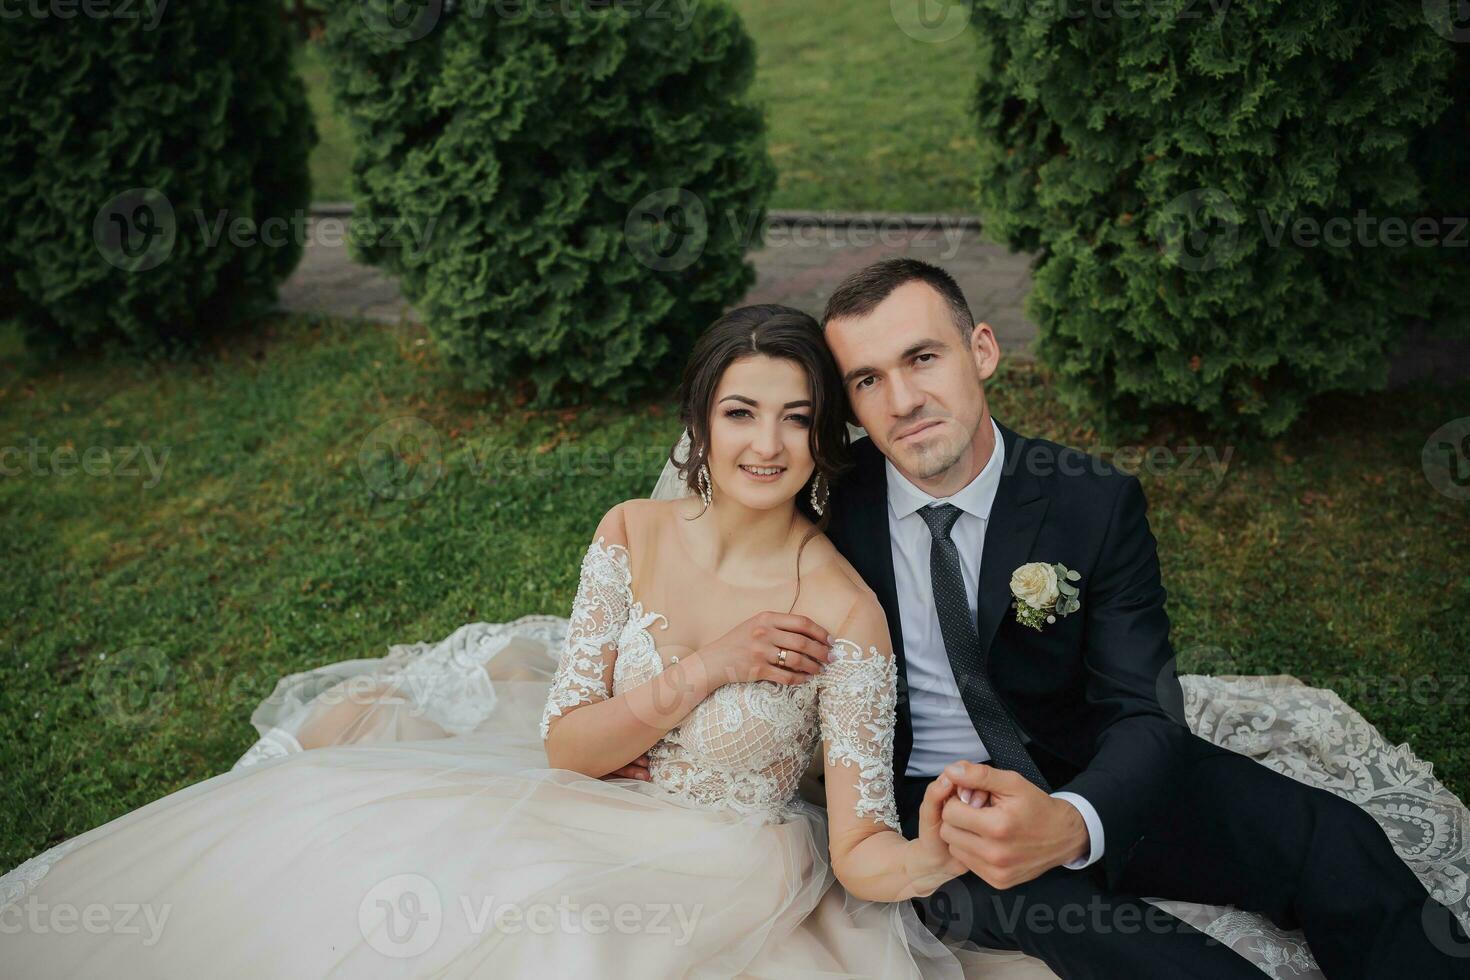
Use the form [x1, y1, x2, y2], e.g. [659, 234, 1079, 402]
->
[969, 0, 1459, 436]
[322, 0, 776, 402]
[0, 1, 317, 355]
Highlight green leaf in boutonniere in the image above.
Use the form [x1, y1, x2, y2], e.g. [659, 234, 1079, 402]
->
[1009, 561, 1082, 631]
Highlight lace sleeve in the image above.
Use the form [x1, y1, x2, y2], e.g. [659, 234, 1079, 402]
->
[817, 596, 901, 833]
[539, 512, 634, 742]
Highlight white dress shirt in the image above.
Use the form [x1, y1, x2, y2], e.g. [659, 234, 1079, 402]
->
[886, 417, 1104, 870]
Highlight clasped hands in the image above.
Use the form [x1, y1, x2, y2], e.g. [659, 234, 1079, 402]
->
[606, 756, 1088, 892]
[912, 761, 1090, 892]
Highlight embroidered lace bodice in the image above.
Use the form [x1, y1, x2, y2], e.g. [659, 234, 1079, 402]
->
[540, 538, 901, 831]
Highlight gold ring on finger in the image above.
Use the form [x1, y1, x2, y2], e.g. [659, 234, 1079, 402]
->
[777, 649, 788, 665]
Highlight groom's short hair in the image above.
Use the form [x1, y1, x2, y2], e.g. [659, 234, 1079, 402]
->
[821, 258, 974, 340]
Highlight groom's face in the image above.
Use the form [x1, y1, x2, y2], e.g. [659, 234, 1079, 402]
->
[825, 281, 999, 487]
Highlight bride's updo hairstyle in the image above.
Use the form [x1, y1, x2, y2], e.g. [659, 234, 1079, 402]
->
[669, 304, 852, 606]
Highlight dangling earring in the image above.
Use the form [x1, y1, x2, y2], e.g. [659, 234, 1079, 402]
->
[809, 472, 827, 516]
[697, 462, 712, 509]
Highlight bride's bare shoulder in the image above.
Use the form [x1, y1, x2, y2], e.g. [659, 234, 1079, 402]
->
[595, 497, 698, 554]
[585, 498, 651, 545]
[614, 497, 694, 535]
[802, 539, 886, 638]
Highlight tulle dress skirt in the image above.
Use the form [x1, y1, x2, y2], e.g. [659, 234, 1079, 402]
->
[0, 616, 1053, 979]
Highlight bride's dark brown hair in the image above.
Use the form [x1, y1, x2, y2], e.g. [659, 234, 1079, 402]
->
[669, 304, 852, 611]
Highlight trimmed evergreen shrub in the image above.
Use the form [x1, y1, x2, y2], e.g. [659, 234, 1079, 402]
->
[1406, 37, 1470, 337]
[0, 1, 317, 355]
[321, 0, 775, 403]
[970, 0, 1460, 436]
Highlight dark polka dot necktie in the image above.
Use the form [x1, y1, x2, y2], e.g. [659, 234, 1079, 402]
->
[917, 503, 1051, 791]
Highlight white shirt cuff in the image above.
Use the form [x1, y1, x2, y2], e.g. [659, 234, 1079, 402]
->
[1050, 791, 1105, 870]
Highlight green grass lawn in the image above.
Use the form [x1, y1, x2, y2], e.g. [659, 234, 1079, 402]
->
[298, 0, 982, 211]
[2, 313, 1467, 872]
[296, 41, 352, 204]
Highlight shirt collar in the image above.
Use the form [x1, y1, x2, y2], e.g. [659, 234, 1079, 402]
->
[885, 417, 1005, 523]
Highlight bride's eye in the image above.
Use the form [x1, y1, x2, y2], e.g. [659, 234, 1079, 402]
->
[726, 405, 811, 426]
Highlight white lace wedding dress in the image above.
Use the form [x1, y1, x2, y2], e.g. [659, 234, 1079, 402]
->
[0, 511, 1048, 979]
[3, 495, 1469, 978]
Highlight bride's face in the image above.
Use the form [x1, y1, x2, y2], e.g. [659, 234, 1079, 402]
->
[706, 354, 817, 512]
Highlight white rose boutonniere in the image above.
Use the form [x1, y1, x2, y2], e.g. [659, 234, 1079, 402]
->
[1009, 561, 1081, 631]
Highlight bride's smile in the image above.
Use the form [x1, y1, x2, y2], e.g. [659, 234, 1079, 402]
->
[738, 463, 786, 481]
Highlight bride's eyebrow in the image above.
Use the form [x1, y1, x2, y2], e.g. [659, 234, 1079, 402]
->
[719, 395, 813, 409]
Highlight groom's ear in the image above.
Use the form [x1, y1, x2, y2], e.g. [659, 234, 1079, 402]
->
[970, 320, 1001, 381]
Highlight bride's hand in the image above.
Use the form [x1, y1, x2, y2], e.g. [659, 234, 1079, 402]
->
[909, 774, 969, 894]
[698, 611, 834, 688]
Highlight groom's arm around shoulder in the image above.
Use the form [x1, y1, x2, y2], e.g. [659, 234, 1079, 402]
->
[1053, 457, 1191, 889]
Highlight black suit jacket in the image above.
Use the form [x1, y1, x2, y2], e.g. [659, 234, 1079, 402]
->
[825, 418, 1191, 887]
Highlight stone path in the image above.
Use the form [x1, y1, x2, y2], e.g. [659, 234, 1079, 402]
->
[279, 207, 1469, 387]
[278, 208, 1040, 357]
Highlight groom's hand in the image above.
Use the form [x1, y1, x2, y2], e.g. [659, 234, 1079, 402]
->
[602, 754, 651, 781]
[937, 761, 1089, 890]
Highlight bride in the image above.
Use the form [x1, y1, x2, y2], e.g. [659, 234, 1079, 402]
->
[0, 305, 1051, 978]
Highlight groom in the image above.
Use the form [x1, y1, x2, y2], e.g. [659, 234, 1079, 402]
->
[819, 258, 1468, 978]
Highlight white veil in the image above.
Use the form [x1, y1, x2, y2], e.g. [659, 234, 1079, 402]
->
[649, 424, 871, 501]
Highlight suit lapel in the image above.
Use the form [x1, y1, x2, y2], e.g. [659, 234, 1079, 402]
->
[843, 420, 1047, 676]
[977, 421, 1048, 663]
